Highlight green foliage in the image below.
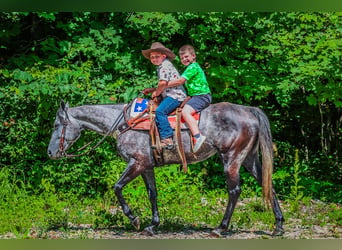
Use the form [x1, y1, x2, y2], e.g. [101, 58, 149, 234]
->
[255, 12, 341, 108]
[0, 167, 66, 236]
[290, 150, 304, 201]
[285, 149, 306, 212]
[129, 12, 181, 42]
[0, 162, 340, 238]
[0, 12, 340, 237]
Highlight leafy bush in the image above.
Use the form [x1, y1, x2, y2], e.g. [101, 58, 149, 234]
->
[0, 12, 340, 214]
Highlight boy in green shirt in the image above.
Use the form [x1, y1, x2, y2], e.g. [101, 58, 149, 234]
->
[167, 45, 212, 153]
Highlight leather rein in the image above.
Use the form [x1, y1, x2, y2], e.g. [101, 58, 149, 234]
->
[58, 108, 125, 158]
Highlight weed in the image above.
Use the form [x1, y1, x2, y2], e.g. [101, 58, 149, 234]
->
[285, 149, 306, 213]
[0, 160, 340, 239]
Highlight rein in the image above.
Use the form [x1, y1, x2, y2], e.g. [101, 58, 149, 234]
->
[58, 109, 125, 158]
[58, 94, 142, 158]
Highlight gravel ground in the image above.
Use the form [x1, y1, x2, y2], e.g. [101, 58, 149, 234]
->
[1, 199, 340, 239]
[9, 223, 338, 239]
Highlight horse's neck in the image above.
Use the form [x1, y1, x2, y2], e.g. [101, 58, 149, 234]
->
[69, 104, 124, 134]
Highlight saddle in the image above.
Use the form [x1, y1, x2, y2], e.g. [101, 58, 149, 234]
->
[115, 97, 199, 172]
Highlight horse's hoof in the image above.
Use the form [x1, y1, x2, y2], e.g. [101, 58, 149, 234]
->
[209, 229, 222, 238]
[272, 228, 285, 236]
[141, 226, 155, 236]
[131, 216, 140, 230]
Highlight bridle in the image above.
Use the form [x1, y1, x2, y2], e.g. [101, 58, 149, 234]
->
[58, 109, 125, 158]
[58, 120, 69, 153]
[57, 94, 142, 158]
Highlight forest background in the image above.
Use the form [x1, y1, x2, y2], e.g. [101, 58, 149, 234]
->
[0, 12, 341, 237]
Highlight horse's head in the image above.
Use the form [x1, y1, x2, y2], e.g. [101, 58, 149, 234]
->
[47, 100, 81, 159]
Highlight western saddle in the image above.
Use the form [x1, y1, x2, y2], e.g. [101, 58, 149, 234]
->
[114, 97, 194, 172]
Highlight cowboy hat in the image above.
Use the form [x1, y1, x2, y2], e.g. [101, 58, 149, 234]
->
[142, 42, 176, 61]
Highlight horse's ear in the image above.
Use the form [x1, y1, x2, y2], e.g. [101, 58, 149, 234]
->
[60, 99, 65, 110]
[60, 99, 69, 111]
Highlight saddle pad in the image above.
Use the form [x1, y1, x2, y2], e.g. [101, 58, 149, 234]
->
[129, 98, 200, 130]
[130, 98, 149, 118]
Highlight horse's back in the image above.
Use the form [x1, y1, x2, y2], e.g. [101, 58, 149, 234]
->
[201, 102, 259, 129]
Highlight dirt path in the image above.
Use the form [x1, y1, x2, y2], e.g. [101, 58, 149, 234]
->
[1, 199, 340, 239]
[4, 216, 340, 239]
[20, 222, 339, 239]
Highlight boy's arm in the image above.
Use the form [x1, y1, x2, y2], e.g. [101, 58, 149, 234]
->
[152, 80, 168, 98]
[167, 77, 186, 88]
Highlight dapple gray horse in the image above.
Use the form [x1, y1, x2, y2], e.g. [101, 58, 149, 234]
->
[47, 100, 284, 237]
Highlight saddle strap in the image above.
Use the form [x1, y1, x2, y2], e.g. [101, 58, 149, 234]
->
[175, 96, 191, 173]
[128, 107, 149, 127]
[115, 107, 149, 137]
[175, 107, 187, 172]
[149, 102, 164, 166]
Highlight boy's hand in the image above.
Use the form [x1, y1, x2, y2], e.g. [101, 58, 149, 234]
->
[142, 87, 156, 95]
[152, 90, 161, 99]
[152, 94, 162, 104]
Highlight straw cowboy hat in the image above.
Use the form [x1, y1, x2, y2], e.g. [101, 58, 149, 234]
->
[142, 42, 176, 61]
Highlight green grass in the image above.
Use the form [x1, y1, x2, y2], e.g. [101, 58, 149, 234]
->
[0, 165, 340, 239]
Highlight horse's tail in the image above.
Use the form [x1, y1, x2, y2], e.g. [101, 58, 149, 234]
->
[250, 107, 274, 207]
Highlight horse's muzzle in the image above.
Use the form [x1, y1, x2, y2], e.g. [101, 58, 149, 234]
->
[47, 149, 63, 159]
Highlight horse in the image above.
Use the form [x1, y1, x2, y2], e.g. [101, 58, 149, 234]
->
[47, 99, 284, 237]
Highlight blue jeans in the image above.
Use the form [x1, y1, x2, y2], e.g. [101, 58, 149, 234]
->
[155, 96, 181, 140]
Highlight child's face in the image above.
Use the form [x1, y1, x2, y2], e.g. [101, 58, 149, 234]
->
[180, 52, 196, 66]
[149, 52, 166, 66]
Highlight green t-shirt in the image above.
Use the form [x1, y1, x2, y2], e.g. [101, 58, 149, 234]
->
[181, 62, 211, 96]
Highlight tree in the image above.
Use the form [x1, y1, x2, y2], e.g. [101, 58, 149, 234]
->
[0, 12, 340, 201]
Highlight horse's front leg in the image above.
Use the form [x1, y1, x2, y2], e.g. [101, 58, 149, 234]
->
[114, 158, 146, 230]
[140, 168, 160, 236]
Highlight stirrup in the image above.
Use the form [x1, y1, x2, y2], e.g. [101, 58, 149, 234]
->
[151, 143, 175, 150]
[160, 138, 175, 150]
[162, 143, 175, 150]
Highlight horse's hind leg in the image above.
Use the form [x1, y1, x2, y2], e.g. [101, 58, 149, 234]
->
[140, 168, 160, 236]
[243, 153, 285, 236]
[211, 154, 242, 237]
[270, 190, 285, 236]
[114, 158, 146, 231]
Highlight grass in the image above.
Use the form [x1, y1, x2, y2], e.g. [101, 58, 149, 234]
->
[0, 165, 341, 239]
